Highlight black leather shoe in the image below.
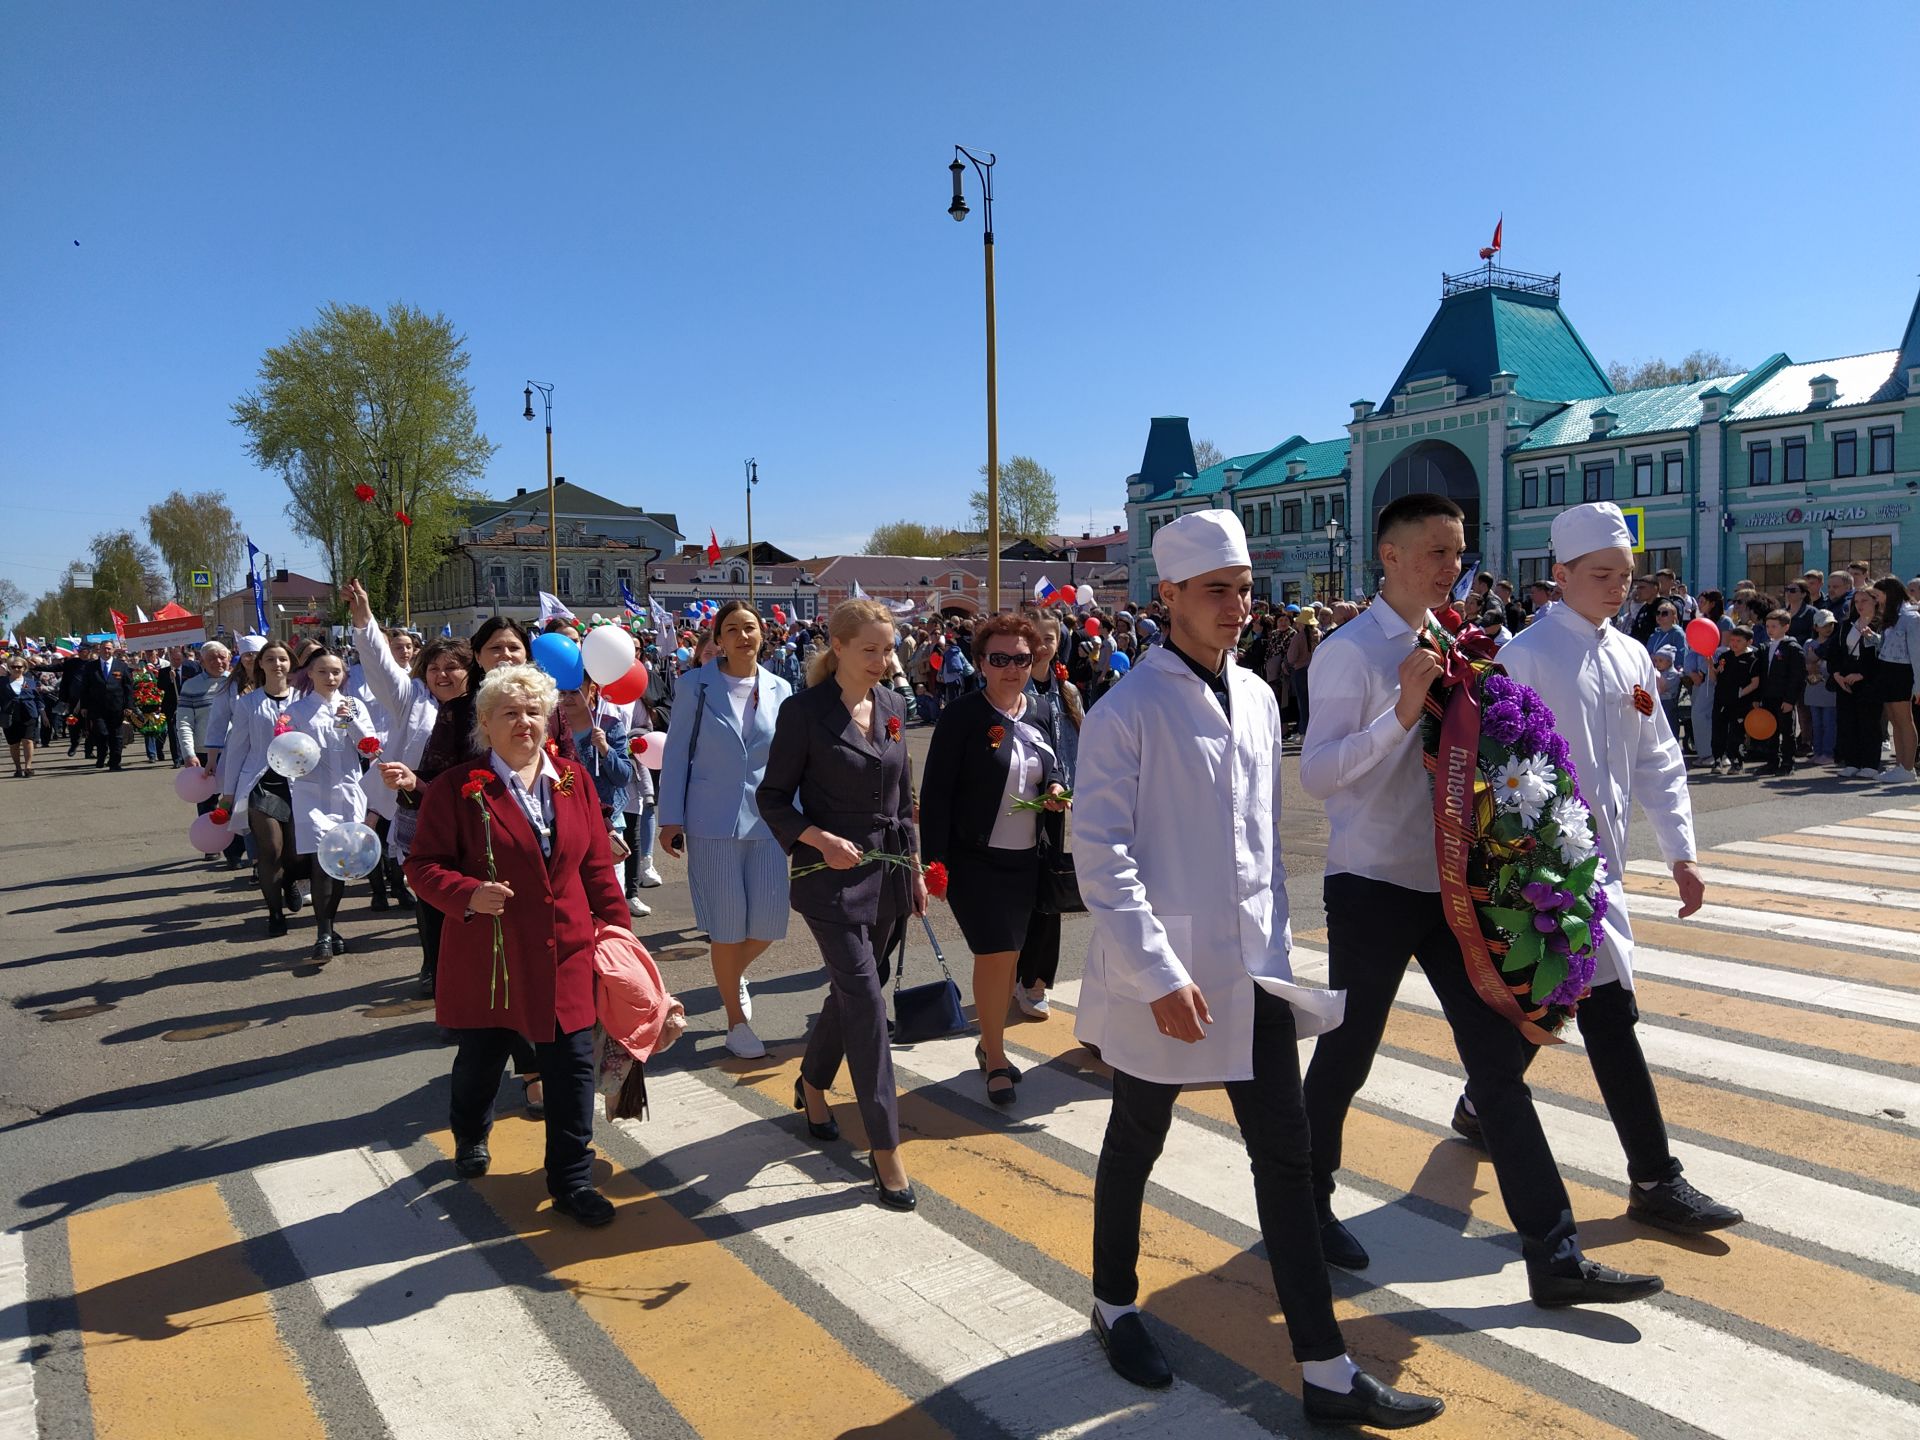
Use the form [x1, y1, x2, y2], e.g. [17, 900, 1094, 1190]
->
[309, 936, 334, 967]
[369, 893, 391, 912]
[1319, 1215, 1370, 1271]
[1091, 1308, 1171, 1390]
[454, 1139, 490, 1178]
[553, 1185, 615, 1227]
[793, 1077, 840, 1142]
[1303, 1370, 1445, 1429]
[1450, 1094, 1484, 1147]
[330, 933, 347, 956]
[283, 882, 303, 914]
[1529, 1259, 1664, 1308]
[976, 1042, 1022, 1082]
[872, 1167, 917, 1212]
[417, 965, 437, 999]
[1628, 1176, 1744, 1233]
[266, 912, 289, 939]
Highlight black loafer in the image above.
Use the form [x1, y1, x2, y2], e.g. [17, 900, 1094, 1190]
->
[266, 913, 289, 939]
[309, 936, 334, 967]
[1449, 1094, 1484, 1147]
[1303, 1370, 1445, 1429]
[553, 1185, 615, 1227]
[1319, 1215, 1370, 1271]
[1529, 1259, 1664, 1308]
[976, 1042, 1022, 1082]
[984, 1068, 1019, 1107]
[1628, 1176, 1744, 1233]
[330, 933, 347, 956]
[417, 966, 437, 999]
[369, 894, 391, 912]
[1092, 1307, 1171, 1390]
[454, 1139, 490, 1178]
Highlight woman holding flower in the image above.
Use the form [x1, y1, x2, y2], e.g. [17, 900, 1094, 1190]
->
[405, 663, 631, 1228]
[284, 647, 377, 966]
[756, 598, 923, 1210]
[216, 639, 305, 937]
[920, 613, 1066, 1104]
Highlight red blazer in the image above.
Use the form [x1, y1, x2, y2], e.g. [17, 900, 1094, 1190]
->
[405, 755, 630, 1044]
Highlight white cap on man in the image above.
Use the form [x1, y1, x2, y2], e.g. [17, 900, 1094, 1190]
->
[1550, 501, 1634, 565]
[1152, 508, 1252, 585]
[235, 634, 268, 656]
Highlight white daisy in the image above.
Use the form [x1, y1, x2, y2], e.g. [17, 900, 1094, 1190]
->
[1491, 756, 1556, 825]
[1550, 796, 1596, 864]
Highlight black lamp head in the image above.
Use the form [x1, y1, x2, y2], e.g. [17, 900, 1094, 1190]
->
[947, 158, 968, 221]
[522, 385, 535, 421]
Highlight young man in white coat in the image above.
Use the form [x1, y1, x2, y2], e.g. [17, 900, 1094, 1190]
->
[1449, 502, 1742, 1232]
[1075, 508, 1443, 1430]
[1300, 491, 1664, 1309]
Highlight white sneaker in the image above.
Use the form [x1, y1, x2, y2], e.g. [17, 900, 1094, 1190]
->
[1882, 767, 1918, 785]
[626, 892, 651, 917]
[1836, 767, 1859, 779]
[636, 863, 663, 889]
[1016, 984, 1051, 1019]
[724, 1021, 766, 1059]
[1709, 760, 1727, 775]
[738, 977, 753, 1022]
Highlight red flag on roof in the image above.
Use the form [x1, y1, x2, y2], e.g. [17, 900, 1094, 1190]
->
[706, 528, 722, 565]
[1478, 216, 1503, 261]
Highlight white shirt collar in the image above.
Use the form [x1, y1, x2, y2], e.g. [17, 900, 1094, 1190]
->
[490, 748, 560, 786]
[1546, 601, 1611, 644]
[1367, 600, 1433, 642]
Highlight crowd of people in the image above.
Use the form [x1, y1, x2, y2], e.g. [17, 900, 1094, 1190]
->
[6, 512, 1918, 1431]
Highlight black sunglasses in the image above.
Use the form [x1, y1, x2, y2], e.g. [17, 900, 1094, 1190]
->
[985, 651, 1034, 669]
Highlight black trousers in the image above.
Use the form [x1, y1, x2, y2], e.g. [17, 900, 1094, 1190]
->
[90, 714, 123, 769]
[1093, 986, 1345, 1363]
[1756, 700, 1797, 770]
[801, 895, 903, 1151]
[1303, 874, 1582, 1271]
[1835, 687, 1882, 770]
[1017, 810, 1065, 988]
[1526, 981, 1679, 1186]
[449, 1023, 594, 1196]
[1711, 703, 1748, 763]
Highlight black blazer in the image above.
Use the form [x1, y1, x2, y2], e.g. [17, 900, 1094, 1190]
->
[756, 679, 916, 926]
[1758, 636, 1807, 706]
[1826, 623, 1878, 694]
[918, 689, 1058, 865]
[79, 658, 138, 722]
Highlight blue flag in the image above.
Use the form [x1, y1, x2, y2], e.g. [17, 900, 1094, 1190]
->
[619, 580, 642, 615]
[441, 623, 453, 638]
[246, 539, 268, 633]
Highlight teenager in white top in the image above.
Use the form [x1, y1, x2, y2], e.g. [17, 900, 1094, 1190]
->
[1299, 491, 1663, 1309]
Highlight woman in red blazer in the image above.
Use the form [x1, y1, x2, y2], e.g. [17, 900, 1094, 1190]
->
[406, 663, 631, 1227]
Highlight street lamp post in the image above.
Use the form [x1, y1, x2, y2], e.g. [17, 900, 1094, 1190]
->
[523, 382, 556, 592]
[1066, 547, 1078, 597]
[1324, 518, 1347, 603]
[745, 459, 758, 613]
[380, 457, 411, 627]
[948, 145, 1001, 613]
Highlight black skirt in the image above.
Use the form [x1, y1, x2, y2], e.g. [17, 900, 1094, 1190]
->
[1878, 661, 1915, 705]
[946, 844, 1039, 955]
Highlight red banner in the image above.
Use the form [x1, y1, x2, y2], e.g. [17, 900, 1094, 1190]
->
[1429, 631, 1562, 1047]
[121, 613, 209, 648]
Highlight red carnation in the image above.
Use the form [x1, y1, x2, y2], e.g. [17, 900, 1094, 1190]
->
[1436, 605, 1464, 634]
[461, 768, 492, 800]
[987, 724, 1005, 751]
[886, 715, 901, 742]
[353, 483, 376, 503]
[356, 736, 382, 756]
[1053, 662, 1068, 682]
[394, 510, 412, 527]
[544, 739, 560, 758]
[629, 735, 646, 755]
[923, 861, 950, 899]
[209, 807, 231, 826]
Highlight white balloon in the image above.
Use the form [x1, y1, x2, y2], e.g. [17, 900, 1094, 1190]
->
[266, 730, 322, 779]
[316, 821, 382, 880]
[581, 624, 638, 685]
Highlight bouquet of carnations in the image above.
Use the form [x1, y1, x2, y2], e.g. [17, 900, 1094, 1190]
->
[1418, 615, 1606, 1042]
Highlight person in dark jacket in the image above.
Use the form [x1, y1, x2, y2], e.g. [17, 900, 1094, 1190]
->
[756, 598, 924, 1211]
[79, 641, 139, 771]
[1711, 626, 1764, 773]
[1754, 609, 1807, 776]
[59, 643, 93, 756]
[1829, 587, 1882, 777]
[4, 656, 43, 777]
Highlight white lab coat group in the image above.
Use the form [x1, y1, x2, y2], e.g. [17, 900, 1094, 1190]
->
[1073, 642, 1335, 1086]
[1497, 603, 1696, 991]
[218, 687, 374, 853]
[349, 621, 444, 827]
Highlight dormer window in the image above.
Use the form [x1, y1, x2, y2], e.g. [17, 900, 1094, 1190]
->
[1700, 388, 1726, 422]
[1809, 374, 1837, 406]
[1490, 371, 1517, 397]
[1589, 408, 1618, 439]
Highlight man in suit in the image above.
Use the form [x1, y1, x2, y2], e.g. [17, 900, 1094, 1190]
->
[59, 643, 95, 757]
[1756, 608, 1807, 776]
[80, 640, 138, 771]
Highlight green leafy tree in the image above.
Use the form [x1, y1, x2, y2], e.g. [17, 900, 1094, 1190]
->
[0, 579, 25, 630]
[232, 302, 496, 619]
[145, 488, 246, 605]
[1605, 350, 1741, 391]
[865, 520, 966, 556]
[87, 531, 169, 623]
[969, 455, 1060, 540]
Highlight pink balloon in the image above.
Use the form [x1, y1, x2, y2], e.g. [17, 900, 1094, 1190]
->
[636, 732, 667, 771]
[175, 764, 221, 804]
[1684, 617, 1721, 659]
[188, 813, 232, 854]
[1083, 616, 1102, 637]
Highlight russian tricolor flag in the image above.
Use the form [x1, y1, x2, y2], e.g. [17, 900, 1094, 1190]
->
[1032, 576, 1059, 606]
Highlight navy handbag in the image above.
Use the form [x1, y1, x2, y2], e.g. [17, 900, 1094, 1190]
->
[890, 914, 969, 1045]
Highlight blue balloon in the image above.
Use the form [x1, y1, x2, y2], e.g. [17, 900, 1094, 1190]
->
[530, 631, 584, 689]
[1109, 651, 1131, 675]
[675, 647, 692, 663]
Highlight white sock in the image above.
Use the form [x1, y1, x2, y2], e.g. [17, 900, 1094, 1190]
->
[1638, 1180, 1661, 1190]
[1092, 1298, 1139, 1328]
[1302, 1354, 1359, 1394]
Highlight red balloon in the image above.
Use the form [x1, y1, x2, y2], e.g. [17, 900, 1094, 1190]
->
[602, 659, 650, 704]
[1685, 618, 1721, 658]
[1083, 616, 1102, 637]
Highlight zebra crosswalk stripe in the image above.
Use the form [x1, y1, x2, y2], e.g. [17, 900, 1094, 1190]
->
[0, 1230, 35, 1440]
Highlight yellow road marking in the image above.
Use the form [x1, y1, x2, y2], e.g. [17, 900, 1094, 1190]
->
[1626, 873, 1920, 933]
[1631, 918, 1920, 993]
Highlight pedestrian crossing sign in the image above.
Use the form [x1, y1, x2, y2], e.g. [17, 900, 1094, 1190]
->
[1619, 506, 1646, 553]
[190, 569, 213, 589]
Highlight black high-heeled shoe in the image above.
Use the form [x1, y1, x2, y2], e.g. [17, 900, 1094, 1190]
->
[976, 1042, 1022, 1082]
[976, 1043, 1021, 1106]
[793, 1077, 840, 1142]
[871, 1162, 917, 1212]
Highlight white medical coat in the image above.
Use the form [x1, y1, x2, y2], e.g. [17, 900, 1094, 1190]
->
[284, 691, 376, 855]
[1074, 643, 1332, 1085]
[1498, 603, 1696, 990]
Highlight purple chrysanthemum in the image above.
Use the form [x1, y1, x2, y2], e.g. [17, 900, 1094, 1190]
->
[1545, 948, 1599, 1007]
[1483, 699, 1526, 744]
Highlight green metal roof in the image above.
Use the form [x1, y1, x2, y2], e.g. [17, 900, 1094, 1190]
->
[1173, 435, 1351, 498]
[1381, 286, 1611, 410]
[1513, 373, 1747, 451]
[1726, 350, 1904, 421]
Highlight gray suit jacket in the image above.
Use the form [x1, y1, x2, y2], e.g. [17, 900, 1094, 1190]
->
[756, 680, 917, 925]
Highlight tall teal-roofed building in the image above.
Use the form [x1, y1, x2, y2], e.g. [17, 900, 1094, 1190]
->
[1124, 266, 1920, 602]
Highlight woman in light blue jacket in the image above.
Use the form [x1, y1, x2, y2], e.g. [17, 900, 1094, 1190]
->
[658, 600, 793, 1058]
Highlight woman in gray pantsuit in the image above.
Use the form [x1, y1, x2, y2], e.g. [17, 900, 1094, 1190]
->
[756, 598, 926, 1211]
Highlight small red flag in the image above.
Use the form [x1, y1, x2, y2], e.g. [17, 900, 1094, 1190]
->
[706, 528, 721, 565]
[1478, 216, 1503, 260]
[109, 608, 128, 639]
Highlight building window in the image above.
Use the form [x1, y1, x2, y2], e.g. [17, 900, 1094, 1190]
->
[1633, 458, 1654, 497]
[1252, 575, 1271, 603]
[521, 563, 539, 597]
[1833, 430, 1857, 477]
[1829, 532, 1892, 578]
[1241, 506, 1254, 533]
[1663, 453, 1685, 494]
[1331, 495, 1346, 525]
[616, 566, 634, 591]
[1546, 466, 1566, 506]
[1634, 546, 1686, 580]
[1311, 495, 1327, 530]
[557, 569, 572, 598]
[1870, 426, 1895, 474]
[949, 576, 962, 592]
[1749, 444, 1772, 486]
[1782, 437, 1806, 484]
[1744, 540, 1803, 594]
[1520, 469, 1539, 508]
[1280, 580, 1302, 605]
[1281, 500, 1301, 533]
[1257, 501, 1272, 535]
[488, 564, 508, 598]
[1582, 461, 1612, 503]
[587, 568, 604, 597]
[1516, 555, 1553, 588]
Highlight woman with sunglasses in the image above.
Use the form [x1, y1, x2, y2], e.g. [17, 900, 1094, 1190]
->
[920, 612, 1068, 1106]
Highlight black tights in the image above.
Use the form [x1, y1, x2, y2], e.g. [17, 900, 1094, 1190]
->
[310, 868, 345, 935]
[251, 811, 294, 916]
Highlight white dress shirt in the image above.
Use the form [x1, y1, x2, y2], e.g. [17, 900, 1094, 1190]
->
[985, 699, 1047, 851]
[1298, 600, 1440, 893]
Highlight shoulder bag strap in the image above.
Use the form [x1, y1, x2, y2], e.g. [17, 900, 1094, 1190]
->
[681, 676, 707, 798]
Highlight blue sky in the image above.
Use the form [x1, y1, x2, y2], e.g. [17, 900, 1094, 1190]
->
[4, 0, 1916, 617]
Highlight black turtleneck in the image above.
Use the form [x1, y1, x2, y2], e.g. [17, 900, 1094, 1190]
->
[1164, 633, 1231, 717]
